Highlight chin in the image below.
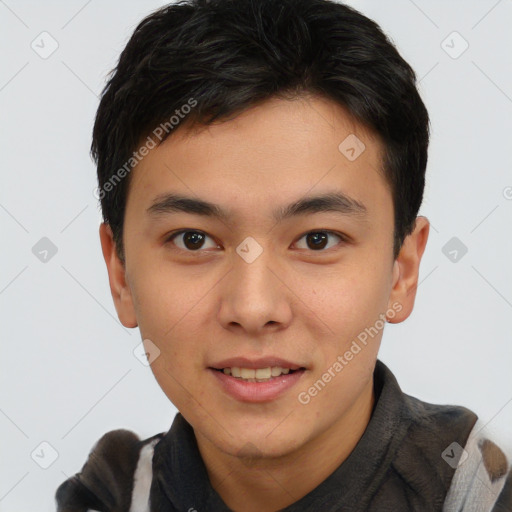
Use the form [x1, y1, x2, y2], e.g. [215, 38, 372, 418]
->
[216, 425, 307, 461]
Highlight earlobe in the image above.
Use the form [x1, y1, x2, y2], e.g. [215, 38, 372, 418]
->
[99, 223, 138, 328]
[387, 216, 430, 324]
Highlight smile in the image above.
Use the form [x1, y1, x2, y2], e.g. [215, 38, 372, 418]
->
[216, 366, 299, 382]
[209, 367, 307, 402]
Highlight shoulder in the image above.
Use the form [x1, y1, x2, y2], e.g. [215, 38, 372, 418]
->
[382, 394, 479, 507]
[396, 392, 479, 466]
[442, 419, 512, 511]
[391, 393, 511, 511]
[55, 428, 165, 512]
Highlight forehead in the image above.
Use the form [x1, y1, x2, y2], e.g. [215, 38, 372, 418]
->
[125, 95, 390, 223]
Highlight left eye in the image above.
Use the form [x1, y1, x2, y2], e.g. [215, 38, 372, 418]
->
[295, 231, 344, 251]
[165, 230, 345, 252]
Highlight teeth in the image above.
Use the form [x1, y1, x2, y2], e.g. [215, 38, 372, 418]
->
[221, 366, 294, 381]
[255, 368, 271, 379]
[240, 368, 255, 379]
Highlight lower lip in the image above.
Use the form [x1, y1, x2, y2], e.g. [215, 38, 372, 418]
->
[209, 368, 306, 403]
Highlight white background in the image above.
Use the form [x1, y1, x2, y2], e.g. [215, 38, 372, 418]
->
[1, 0, 511, 509]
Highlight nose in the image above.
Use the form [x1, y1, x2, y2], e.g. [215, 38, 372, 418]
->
[217, 242, 293, 336]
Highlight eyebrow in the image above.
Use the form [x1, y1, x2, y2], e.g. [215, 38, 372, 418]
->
[146, 191, 367, 223]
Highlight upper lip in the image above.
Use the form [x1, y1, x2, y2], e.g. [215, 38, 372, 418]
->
[210, 357, 305, 371]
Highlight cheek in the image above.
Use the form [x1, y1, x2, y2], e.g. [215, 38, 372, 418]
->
[128, 254, 197, 335]
[303, 261, 392, 374]
[310, 261, 391, 327]
[128, 288, 187, 385]
[134, 279, 208, 409]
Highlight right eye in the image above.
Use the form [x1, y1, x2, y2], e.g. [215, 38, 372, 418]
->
[165, 230, 220, 252]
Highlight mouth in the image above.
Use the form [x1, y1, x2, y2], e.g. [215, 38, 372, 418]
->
[208, 359, 308, 402]
[210, 366, 305, 383]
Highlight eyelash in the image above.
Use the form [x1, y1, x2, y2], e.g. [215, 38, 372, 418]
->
[164, 229, 349, 253]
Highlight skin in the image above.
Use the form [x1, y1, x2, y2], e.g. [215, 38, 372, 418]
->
[100, 94, 429, 511]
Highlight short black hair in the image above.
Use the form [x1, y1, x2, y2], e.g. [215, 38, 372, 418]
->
[92, 0, 430, 263]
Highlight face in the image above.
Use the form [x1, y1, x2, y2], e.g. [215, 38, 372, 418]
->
[100, 95, 427, 461]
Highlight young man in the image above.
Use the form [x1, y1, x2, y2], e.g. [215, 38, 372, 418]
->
[55, 0, 512, 510]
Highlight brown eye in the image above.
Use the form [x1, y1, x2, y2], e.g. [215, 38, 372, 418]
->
[167, 230, 218, 251]
[295, 231, 344, 251]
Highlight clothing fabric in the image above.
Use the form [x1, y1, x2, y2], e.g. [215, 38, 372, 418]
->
[55, 360, 512, 511]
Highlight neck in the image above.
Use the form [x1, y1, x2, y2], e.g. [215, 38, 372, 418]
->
[195, 378, 375, 512]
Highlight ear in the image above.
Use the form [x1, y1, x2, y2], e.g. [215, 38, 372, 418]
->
[99, 223, 138, 328]
[387, 216, 430, 323]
